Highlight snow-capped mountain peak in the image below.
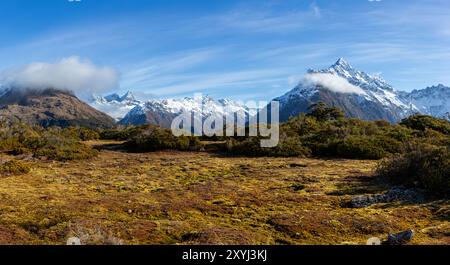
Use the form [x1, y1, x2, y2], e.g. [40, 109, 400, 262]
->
[89, 91, 257, 127]
[103, 93, 121, 102]
[119, 95, 257, 127]
[312, 58, 395, 93]
[89, 91, 141, 121]
[329, 57, 353, 74]
[403, 84, 450, 119]
[120, 91, 136, 102]
[275, 58, 427, 122]
[88, 59, 450, 125]
[100, 91, 136, 103]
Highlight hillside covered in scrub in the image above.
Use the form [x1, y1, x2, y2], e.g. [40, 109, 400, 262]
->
[1, 103, 449, 195]
[0, 88, 115, 129]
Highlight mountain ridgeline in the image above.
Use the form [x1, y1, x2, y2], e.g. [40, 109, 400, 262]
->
[91, 93, 257, 127]
[0, 58, 448, 130]
[91, 59, 450, 127]
[0, 88, 115, 129]
[273, 58, 449, 123]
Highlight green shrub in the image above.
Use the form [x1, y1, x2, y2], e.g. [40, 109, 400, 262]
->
[11, 146, 32, 155]
[284, 114, 321, 136]
[335, 137, 390, 159]
[0, 123, 39, 150]
[225, 133, 311, 157]
[0, 123, 98, 161]
[306, 102, 345, 122]
[32, 143, 98, 161]
[228, 109, 449, 159]
[400, 114, 450, 135]
[100, 126, 148, 141]
[417, 128, 450, 147]
[81, 128, 100, 141]
[27, 129, 98, 161]
[69, 127, 100, 141]
[49, 127, 101, 141]
[0, 137, 21, 151]
[312, 137, 387, 159]
[0, 160, 31, 175]
[376, 144, 450, 196]
[285, 115, 406, 159]
[125, 126, 202, 152]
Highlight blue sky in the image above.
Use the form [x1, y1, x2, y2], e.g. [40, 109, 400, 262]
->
[0, 0, 449, 101]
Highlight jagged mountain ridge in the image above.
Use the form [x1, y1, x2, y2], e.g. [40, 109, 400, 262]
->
[91, 58, 450, 126]
[118, 95, 257, 128]
[90, 91, 141, 121]
[401, 84, 450, 119]
[90, 91, 257, 128]
[274, 58, 449, 122]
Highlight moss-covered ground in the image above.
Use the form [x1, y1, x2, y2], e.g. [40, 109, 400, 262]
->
[0, 141, 447, 245]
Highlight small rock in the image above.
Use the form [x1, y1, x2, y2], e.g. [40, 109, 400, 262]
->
[128, 209, 133, 214]
[67, 237, 81, 245]
[349, 188, 424, 208]
[367, 237, 381, 245]
[350, 195, 382, 208]
[387, 230, 414, 245]
[291, 183, 306, 191]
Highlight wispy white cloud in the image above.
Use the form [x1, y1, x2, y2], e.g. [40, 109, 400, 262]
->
[125, 67, 289, 97]
[210, 3, 323, 34]
[303, 73, 366, 95]
[121, 48, 222, 86]
[310, 1, 322, 18]
[363, 0, 450, 39]
[1, 0, 449, 100]
[0, 56, 119, 99]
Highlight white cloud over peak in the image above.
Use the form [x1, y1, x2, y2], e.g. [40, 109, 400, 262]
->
[0, 56, 119, 99]
[303, 73, 366, 95]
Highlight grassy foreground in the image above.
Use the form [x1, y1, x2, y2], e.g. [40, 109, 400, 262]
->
[0, 140, 448, 245]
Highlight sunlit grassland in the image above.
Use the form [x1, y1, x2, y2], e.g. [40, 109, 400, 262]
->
[0, 140, 448, 245]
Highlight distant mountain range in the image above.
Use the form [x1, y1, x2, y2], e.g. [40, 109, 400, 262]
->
[90, 58, 449, 127]
[0, 58, 447, 129]
[90, 93, 257, 128]
[274, 58, 450, 123]
[401, 84, 450, 119]
[90, 91, 140, 121]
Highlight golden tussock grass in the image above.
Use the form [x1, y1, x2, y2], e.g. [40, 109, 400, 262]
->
[0, 140, 448, 245]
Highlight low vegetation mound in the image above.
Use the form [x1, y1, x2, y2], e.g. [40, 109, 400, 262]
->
[400, 114, 450, 135]
[100, 126, 148, 141]
[123, 125, 203, 152]
[0, 160, 31, 175]
[225, 132, 310, 157]
[377, 144, 450, 196]
[0, 123, 98, 161]
[1, 103, 448, 196]
[226, 103, 450, 159]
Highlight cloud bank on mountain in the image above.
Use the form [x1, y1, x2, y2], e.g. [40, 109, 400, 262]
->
[0, 56, 119, 99]
[303, 73, 366, 95]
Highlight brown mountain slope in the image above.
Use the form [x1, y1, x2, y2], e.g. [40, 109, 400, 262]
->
[0, 88, 115, 129]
